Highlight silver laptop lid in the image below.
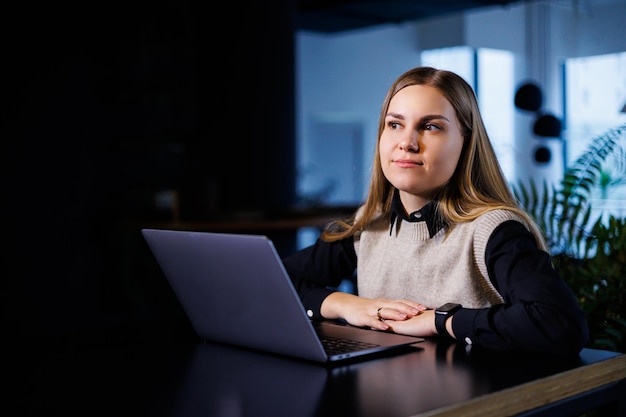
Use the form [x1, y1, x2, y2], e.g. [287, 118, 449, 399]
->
[142, 228, 329, 361]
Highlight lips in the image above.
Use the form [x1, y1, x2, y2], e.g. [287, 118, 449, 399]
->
[394, 159, 423, 167]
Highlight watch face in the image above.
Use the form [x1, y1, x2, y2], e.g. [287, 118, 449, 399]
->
[437, 303, 461, 313]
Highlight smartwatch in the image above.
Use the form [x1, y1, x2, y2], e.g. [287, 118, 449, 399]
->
[435, 303, 462, 339]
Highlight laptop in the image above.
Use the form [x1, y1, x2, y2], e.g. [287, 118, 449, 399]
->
[141, 228, 423, 363]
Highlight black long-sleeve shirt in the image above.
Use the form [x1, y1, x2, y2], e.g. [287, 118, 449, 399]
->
[282, 199, 589, 356]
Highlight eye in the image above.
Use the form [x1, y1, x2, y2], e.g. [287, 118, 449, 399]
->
[423, 122, 442, 131]
[387, 121, 401, 130]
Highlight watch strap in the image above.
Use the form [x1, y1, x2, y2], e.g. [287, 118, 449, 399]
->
[435, 310, 452, 339]
[435, 303, 462, 339]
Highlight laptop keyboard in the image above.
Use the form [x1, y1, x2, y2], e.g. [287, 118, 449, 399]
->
[320, 335, 379, 355]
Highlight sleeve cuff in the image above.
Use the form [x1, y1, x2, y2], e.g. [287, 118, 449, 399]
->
[301, 287, 336, 320]
[451, 308, 481, 345]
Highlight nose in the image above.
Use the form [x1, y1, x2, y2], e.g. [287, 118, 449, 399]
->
[399, 131, 419, 152]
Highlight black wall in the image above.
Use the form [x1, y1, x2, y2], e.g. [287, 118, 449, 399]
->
[6, 0, 297, 345]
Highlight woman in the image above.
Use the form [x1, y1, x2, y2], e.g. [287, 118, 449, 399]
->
[282, 66, 589, 355]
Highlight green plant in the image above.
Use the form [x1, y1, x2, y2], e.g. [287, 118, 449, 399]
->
[513, 123, 626, 353]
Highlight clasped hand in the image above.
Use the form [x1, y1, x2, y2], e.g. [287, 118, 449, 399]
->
[320, 292, 435, 337]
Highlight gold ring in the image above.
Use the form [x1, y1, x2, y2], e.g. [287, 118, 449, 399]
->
[377, 307, 384, 321]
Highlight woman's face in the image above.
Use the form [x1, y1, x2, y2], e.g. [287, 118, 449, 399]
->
[379, 84, 465, 212]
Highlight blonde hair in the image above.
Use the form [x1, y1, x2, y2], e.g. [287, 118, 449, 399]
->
[321, 66, 548, 251]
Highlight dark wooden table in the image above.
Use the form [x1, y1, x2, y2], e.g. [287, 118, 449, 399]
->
[13, 333, 624, 417]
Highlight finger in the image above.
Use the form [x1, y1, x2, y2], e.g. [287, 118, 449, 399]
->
[372, 318, 390, 331]
[401, 300, 428, 311]
[388, 303, 424, 317]
[377, 306, 411, 321]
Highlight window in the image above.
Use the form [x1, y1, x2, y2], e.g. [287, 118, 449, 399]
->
[564, 52, 626, 164]
[564, 51, 626, 218]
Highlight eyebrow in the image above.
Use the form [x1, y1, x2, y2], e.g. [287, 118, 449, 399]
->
[386, 112, 451, 123]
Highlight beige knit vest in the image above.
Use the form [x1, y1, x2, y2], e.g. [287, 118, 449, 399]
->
[354, 209, 529, 309]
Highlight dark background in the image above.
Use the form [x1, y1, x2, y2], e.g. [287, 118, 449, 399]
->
[6, 0, 297, 346]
